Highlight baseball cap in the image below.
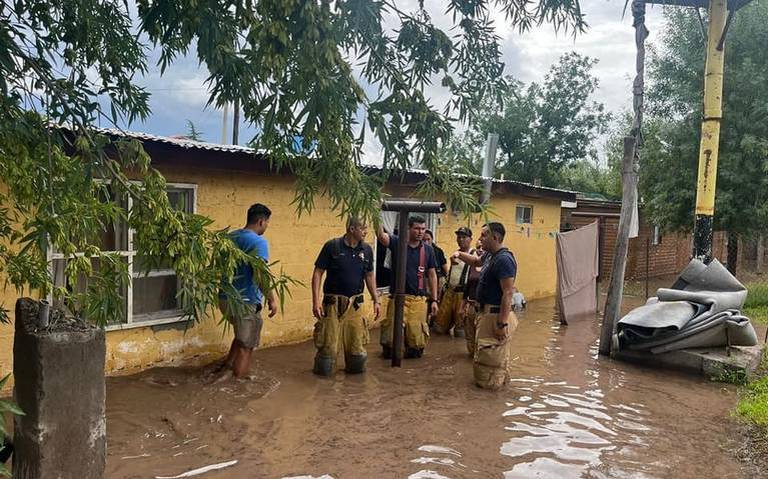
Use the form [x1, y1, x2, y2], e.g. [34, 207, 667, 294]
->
[455, 227, 472, 237]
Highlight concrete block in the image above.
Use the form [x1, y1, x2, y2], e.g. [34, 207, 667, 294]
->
[13, 298, 106, 479]
[614, 344, 764, 382]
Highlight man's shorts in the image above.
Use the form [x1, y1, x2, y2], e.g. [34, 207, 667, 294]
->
[221, 302, 263, 350]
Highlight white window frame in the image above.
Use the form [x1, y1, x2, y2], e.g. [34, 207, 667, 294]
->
[49, 182, 198, 331]
[515, 204, 533, 225]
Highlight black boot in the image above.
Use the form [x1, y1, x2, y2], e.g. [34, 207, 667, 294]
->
[345, 353, 367, 374]
[404, 347, 424, 359]
[313, 355, 334, 377]
[382, 345, 392, 359]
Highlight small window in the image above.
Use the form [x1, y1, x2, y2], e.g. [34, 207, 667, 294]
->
[516, 205, 533, 225]
[652, 225, 662, 245]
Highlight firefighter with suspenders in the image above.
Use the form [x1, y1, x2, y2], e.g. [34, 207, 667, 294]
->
[377, 215, 439, 359]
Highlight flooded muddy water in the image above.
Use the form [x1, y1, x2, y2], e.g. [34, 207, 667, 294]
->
[106, 296, 760, 478]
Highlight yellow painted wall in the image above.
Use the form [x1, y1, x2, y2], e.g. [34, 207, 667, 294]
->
[433, 195, 561, 300]
[0, 165, 562, 390]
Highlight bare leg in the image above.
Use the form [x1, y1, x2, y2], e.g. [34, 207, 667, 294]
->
[232, 345, 253, 378]
[224, 338, 237, 369]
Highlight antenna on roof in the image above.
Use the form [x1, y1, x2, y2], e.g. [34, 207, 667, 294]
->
[480, 133, 498, 204]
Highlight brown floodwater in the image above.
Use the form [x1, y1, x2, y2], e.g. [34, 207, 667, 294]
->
[105, 295, 762, 479]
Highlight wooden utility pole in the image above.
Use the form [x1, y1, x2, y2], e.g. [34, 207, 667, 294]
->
[600, 137, 639, 355]
[598, 0, 647, 356]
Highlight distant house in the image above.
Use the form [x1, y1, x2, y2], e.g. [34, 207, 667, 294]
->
[0, 129, 575, 379]
[560, 196, 727, 280]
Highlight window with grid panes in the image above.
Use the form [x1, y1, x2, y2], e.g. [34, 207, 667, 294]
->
[50, 183, 197, 328]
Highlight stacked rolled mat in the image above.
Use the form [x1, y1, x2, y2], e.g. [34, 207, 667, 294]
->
[615, 258, 758, 354]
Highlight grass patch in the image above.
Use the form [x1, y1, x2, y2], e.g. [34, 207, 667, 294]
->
[738, 375, 768, 426]
[745, 283, 768, 309]
[737, 350, 768, 427]
[745, 306, 768, 325]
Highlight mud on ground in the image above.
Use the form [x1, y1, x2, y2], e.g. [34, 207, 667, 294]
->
[106, 296, 764, 479]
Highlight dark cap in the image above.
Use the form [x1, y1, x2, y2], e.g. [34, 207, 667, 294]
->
[455, 227, 472, 237]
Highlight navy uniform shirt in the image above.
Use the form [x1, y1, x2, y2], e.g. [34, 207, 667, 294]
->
[387, 235, 437, 296]
[315, 237, 374, 297]
[477, 248, 518, 306]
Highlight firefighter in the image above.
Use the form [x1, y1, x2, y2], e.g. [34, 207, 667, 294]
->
[433, 227, 475, 337]
[377, 215, 439, 359]
[453, 223, 518, 390]
[311, 217, 381, 376]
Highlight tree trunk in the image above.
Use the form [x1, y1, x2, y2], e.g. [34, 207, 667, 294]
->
[726, 231, 739, 276]
[600, 136, 638, 356]
[757, 234, 765, 274]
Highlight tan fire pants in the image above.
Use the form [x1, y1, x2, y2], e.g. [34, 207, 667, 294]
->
[313, 294, 369, 373]
[463, 301, 479, 356]
[474, 306, 518, 390]
[433, 288, 464, 335]
[380, 295, 429, 351]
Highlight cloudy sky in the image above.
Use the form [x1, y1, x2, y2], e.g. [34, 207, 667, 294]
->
[116, 0, 668, 159]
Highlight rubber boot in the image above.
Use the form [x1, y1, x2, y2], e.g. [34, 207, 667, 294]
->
[313, 355, 335, 377]
[404, 347, 423, 359]
[382, 345, 392, 359]
[345, 353, 367, 374]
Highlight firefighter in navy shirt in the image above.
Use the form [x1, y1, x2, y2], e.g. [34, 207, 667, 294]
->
[377, 215, 439, 359]
[311, 217, 380, 376]
[453, 222, 519, 390]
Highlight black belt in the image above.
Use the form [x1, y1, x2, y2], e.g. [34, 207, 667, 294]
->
[323, 294, 364, 314]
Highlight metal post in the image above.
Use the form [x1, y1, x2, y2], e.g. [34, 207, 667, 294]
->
[692, 0, 728, 262]
[232, 96, 240, 145]
[392, 213, 409, 367]
[381, 199, 446, 367]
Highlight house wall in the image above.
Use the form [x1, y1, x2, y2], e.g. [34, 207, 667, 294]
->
[0, 164, 564, 389]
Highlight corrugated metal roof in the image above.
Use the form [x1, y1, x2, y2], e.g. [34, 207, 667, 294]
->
[92, 126, 264, 155]
[93, 127, 576, 200]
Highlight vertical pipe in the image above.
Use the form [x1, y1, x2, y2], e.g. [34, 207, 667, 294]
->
[232, 96, 240, 145]
[392, 213, 410, 367]
[221, 103, 229, 145]
[693, 0, 728, 262]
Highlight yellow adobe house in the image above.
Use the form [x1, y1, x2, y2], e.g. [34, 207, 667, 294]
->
[0, 130, 575, 385]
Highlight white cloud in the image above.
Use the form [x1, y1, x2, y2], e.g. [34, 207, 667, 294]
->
[117, 0, 669, 153]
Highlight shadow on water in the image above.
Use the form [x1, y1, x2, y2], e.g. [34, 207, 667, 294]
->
[105, 296, 758, 479]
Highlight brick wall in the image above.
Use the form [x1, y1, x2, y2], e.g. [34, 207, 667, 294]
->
[561, 202, 728, 280]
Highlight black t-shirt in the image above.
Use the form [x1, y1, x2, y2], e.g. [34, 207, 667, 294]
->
[315, 237, 374, 297]
[433, 244, 448, 278]
[476, 248, 518, 306]
[387, 235, 437, 296]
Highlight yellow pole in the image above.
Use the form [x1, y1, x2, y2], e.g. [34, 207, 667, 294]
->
[693, 0, 728, 261]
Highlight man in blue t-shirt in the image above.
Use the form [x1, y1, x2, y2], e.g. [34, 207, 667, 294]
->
[452, 222, 518, 390]
[377, 215, 439, 359]
[218, 203, 277, 379]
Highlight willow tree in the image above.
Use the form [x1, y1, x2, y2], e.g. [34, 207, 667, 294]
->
[0, 0, 586, 328]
